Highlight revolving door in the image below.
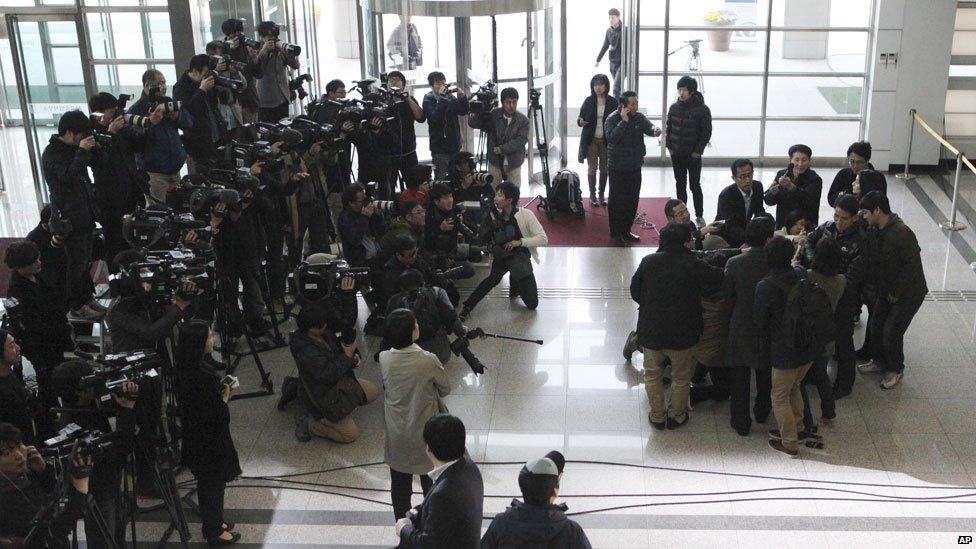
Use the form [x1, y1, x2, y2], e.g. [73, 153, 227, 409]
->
[358, 0, 567, 183]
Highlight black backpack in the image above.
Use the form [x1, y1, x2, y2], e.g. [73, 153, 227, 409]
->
[549, 169, 585, 218]
[772, 276, 835, 360]
[391, 288, 441, 340]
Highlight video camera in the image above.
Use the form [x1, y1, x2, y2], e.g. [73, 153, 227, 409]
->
[223, 138, 285, 172]
[121, 207, 208, 249]
[109, 249, 213, 303]
[44, 424, 115, 463]
[469, 80, 498, 115]
[285, 116, 344, 151]
[330, 98, 396, 131]
[165, 175, 242, 217]
[77, 351, 164, 402]
[293, 260, 369, 302]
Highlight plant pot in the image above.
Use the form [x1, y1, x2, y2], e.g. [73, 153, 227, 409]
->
[706, 29, 732, 52]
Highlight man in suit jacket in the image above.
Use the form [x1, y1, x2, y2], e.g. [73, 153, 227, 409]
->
[715, 158, 766, 248]
[396, 414, 484, 548]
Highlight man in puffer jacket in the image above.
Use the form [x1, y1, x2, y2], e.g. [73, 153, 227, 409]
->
[666, 75, 712, 227]
[481, 452, 592, 549]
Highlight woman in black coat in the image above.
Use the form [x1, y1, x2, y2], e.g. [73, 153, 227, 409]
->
[577, 73, 619, 206]
[175, 320, 242, 546]
[827, 141, 877, 207]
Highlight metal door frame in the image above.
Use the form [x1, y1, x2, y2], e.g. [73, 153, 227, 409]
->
[5, 8, 95, 209]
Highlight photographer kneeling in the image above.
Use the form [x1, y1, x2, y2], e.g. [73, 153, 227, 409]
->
[0, 422, 91, 548]
[449, 152, 493, 227]
[289, 304, 380, 443]
[50, 361, 137, 549]
[423, 182, 478, 279]
[385, 269, 466, 365]
[337, 184, 386, 268]
[460, 182, 548, 320]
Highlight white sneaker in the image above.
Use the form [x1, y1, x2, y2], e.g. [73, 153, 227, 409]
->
[68, 305, 105, 322]
[695, 216, 706, 229]
[881, 372, 903, 390]
[857, 360, 882, 373]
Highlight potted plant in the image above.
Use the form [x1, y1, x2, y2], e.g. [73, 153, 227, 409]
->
[702, 10, 737, 52]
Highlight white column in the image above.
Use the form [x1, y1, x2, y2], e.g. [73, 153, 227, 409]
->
[330, 0, 360, 59]
[781, 0, 830, 60]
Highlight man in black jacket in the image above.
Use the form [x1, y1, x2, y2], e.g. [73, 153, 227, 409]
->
[220, 18, 263, 123]
[4, 241, 73, 438]
[854, 191, 927, 390]
[631, 222, 723, 430]
[0, 332, 34, 444]
[173, 54, 222, 172]
[605, 91, 662, 245]
[40, 110, 105, 322]
[764, 143, 823, 228]
[88, 92, 149, 267]
[801, 193, 866, 397]
[715, 158, 766, 248]
[666, 76, 712, 226]
[396, 414, 483, 548]
[423, 72, 469, 180]
[595, 8, 623, 97]
[26, 206, 68, 304]
[386, 71, 425, 186]
[481, 451, 592, 548]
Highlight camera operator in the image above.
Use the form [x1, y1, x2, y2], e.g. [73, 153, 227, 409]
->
[220, 18, 263, 124]
[4, 242, 73, 439]
[294, 141, 335, 254]
[173, 54, 224, 172]
[352, 112, 399, 201]
[377, 235, 459, 315]
[423, 72, 469, 180]
[423, 182, 478, 278]
[386, 71, 425, 184]
[88, 92, 149, 267]
[460, 182, 548, 320]
[40, 109, 106, 322]
[210, 193, 273, 339]
[467, 87, 529, 186]
[127, 70, 187, 204]
[206, 41, 248, 139]
[310, 80, 356, 229]
[50, 361, 137, 549]
[380, 199, 427, 258]
[26, 206, 69, 307]
[255, 21, 300, 123]
[449, 152, 493, 227]
[385, 269, 465, 365]
[0, 422, 91, 548]
[337, 184, 386, 268]
[0, 332, 34, 444]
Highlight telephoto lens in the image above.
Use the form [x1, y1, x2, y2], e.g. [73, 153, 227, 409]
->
[472, 171, 494, 185]
[123, 114, 151, 129]
[156, 101, 182, 114]
[279, 42, 302, 56]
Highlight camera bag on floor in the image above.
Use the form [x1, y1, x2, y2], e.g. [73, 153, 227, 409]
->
[548, 169, 585, 218]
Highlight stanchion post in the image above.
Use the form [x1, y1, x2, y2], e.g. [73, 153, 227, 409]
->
[896, 108, 917, 181]
[941, 152, 967, 231]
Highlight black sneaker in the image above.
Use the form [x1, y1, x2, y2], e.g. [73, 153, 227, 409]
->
[768, 438, 799, 457]
[666, 415, 690, 430]
[277, 376, 299, 411]
[648, 413, 665, 431]
[459, 306, 472, 322]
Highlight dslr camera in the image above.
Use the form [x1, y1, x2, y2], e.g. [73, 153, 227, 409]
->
[224, 18, 263, 50]
[290, 73, 313, 101]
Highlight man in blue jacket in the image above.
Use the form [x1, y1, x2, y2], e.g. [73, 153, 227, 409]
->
[423, 72, 469, 180]
[605, 91, 661, 246]
[127, 69, 187, 203]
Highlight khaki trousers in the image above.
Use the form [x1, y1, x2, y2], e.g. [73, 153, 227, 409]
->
[147, 172, 181, 204]
[488, 163, 523, 188]
[307, 378, 381, 443]
[771, 363, 812, 451]
[643, 347, 695, 423]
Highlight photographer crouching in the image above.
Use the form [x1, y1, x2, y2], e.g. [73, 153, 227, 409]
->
[423, 182, 478, 285]
[384, 269, 469, 368]
[460, 182, 548, 321]
[0, 422, 91, 549]
[49, 361, 138, 549]
[337, 183, 387, 269]
[127, 69, 187, 204]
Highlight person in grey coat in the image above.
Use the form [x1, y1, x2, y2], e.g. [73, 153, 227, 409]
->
[468, 87, 529, 186]
[722, 215, 776, 436]
[255, 20, 300, 123]
[380, 309, 451, 521]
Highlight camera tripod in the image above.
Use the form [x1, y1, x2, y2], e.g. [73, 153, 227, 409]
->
[668, 39, 705, 94]
[528, 89, 559, 221]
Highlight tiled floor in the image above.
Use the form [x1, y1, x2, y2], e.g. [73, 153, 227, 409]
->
[109, 167, 976, 548]
[6, 130, 974, 546]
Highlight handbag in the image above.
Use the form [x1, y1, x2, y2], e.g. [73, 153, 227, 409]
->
[300, 373, 366, 423]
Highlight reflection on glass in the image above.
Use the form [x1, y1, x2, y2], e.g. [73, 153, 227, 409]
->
[669, 0, 770, 28]
[667, 74, 761, 116]
[768, 31, 868, 73]
[766, 76, 863, 117]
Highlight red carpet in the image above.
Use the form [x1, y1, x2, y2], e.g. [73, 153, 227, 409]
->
[518, 197, 670, 247]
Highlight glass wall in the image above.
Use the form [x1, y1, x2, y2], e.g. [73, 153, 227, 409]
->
[635, 0, 875, 162]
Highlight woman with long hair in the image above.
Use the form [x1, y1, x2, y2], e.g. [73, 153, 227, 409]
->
[577, 73, 618, 206]
[174, 320, 242, 546]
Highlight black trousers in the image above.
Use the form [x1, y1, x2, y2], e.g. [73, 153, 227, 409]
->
[800, 354, 835, 431]
[833, 286, 859, 393]
[607, 169, 641, 238]
[99, 210, 128, 274]
[671, 154, 704, 218]
[870, 294, 924, 374]
[196, 476, 227, 540]
[729, 366, 772, 432]
[259, 102, 290, 123]
[690, 366, 731, 403]
[390, 152, 419, 194]
[464, 253, 538, 311]
[64, 230, 95, 310]
[390, 468, 433, 519]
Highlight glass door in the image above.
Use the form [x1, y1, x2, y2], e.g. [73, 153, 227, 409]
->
[6, 12, 91, 206]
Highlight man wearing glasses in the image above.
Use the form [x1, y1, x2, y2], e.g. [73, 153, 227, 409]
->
[714, 158, 767, 248]
[381, 199, 427, 257]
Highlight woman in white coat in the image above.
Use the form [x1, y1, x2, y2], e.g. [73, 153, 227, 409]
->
[379, 308, 452, 520]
